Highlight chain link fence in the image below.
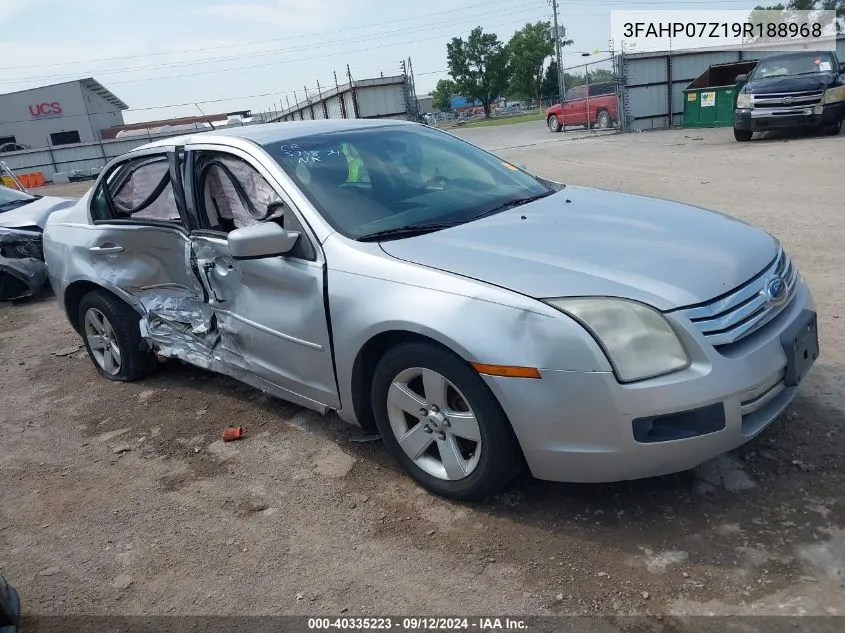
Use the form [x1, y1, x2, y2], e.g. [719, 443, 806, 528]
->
[539, 56, 622, 132]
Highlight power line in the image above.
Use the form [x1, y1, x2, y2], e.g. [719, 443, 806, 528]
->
[0, 0, 542, 72]
[0, 4, 546, 85]
[0, 64, 451, 125]
[5, 11, 550, 92]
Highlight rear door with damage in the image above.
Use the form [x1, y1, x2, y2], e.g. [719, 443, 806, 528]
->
[88, 148, 216, 360]
[182, 143, 338, 411]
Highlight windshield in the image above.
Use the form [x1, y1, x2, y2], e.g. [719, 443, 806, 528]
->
[751, 52, 836, 79]
[0, 184, 35, 211]
[262, 125, 552, 240]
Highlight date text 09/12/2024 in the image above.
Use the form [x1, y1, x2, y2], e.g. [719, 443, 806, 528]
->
[307, 617, 528, 631]
[622, 21, 824, 39]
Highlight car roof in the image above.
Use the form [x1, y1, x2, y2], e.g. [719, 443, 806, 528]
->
[132, 119, 416, 153]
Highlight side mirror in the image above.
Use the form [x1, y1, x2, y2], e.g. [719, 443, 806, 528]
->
[735, 74, 748, 83]
[227, 222, 299, 260]
[840, 62, 845, 75]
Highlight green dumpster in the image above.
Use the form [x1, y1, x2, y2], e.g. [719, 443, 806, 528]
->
[683, 60, 758, 128]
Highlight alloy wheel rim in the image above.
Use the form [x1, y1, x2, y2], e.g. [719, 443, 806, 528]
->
[386, 367, 482, 481]
[84, 308, 121, 375]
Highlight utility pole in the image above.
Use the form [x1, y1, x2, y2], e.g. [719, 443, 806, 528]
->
[551, 0, 566, 111]
[347, 64, 360, 118]
[335, 71, 347, 119]
[408, 57, 420, 120]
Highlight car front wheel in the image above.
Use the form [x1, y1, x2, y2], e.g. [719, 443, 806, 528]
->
[734, 127, 753, 142]
[371, 342, 523, 501]
[78, 290, 157, 382]
[548, 116, 561, 133]
[823, 119, 842, 136]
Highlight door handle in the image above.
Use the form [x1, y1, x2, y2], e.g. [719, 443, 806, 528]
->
[89, 245, 125, 254]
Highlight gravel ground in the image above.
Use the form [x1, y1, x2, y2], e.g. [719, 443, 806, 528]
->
[1, 124, 843, 620]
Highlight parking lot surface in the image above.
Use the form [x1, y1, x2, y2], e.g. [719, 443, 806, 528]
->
[1, 123, 843, 618]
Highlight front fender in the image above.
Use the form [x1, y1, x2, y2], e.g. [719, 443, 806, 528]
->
[328, 266, 613, 424]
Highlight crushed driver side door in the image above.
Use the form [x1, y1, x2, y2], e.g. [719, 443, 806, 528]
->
[184, 144, 339, 412]
[87, 147, 218, 360]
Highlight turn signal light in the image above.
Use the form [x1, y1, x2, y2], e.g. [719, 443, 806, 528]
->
[471, 363, 542, 379]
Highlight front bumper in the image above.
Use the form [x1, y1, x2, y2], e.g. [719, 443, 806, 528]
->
[734, 102, 844, 131]
[484, 282, 816, 483]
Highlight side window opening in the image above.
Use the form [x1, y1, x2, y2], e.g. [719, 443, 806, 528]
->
[91, 156, 182, 224]
[198, 155, 283, 231]
[197, 153, 315, 261]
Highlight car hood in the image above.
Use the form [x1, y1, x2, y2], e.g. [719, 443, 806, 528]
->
[379, 187, 778, 311]
[0, 195, 76, 230]
[744, 72, 835, 94]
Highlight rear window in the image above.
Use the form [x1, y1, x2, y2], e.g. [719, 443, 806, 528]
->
[588, 83, 616, 97]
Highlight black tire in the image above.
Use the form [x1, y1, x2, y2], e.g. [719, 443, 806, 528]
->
[0, 574, 21, 628]
[823, 119, 842, 136]
[371, 342, 523, 501]
[548, 116, 561, 133]
[734, 127, 753, 142]
[78, 290, 157, 382]
[595, 109, 611, 129]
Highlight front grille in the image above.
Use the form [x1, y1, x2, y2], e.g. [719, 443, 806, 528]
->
[677, 247, 799, 347]
[753, 91, 824, 108]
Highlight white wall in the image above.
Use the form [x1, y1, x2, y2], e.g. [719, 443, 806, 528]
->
[81, 85, 126, 140]
[0, 81, 125, 148]
[356, 84, 406, 118]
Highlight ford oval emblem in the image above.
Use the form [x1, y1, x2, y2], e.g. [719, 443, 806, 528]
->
[765, 276, 787, 306]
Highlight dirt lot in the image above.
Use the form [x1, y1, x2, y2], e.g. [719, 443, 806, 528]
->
[1, 124, 843, 619]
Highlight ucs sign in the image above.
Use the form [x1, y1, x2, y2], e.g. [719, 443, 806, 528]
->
[29, 102, 63, 117]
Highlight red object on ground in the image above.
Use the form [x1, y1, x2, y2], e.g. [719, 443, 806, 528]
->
[221, 426, 245, 442]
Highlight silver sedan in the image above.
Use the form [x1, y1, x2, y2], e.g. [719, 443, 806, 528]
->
[42, 120, 819, 500]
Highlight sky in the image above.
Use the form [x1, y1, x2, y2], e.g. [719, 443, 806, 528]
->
[0, 0, 761, 123]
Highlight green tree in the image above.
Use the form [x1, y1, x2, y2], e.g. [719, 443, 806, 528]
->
[586, 68, 616, 84]
[447, 26, 509, 117]
[541, 61, 615, 103]
[430, 79, 456, 112]
[820, 0, 844, 30]
[747, 1, 844, 40]
[506, 21, 554, 102]
[540, 59, 560, 100]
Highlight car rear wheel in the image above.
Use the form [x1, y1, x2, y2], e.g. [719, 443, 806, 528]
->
[734, 127, 753, 142]
[548, 116, 561, 133]
[371, 342, 523, 501]
[78, 290, 157, 382]
[595, 110, 611, 129]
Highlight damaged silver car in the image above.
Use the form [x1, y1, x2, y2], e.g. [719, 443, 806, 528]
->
[43, 120, 818, 500]
[0, 171, 75, 300]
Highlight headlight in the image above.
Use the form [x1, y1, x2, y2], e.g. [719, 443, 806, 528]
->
[822, 85, 845, 105]
[736, 93, 753, 109]
[544, 298, 689, 382]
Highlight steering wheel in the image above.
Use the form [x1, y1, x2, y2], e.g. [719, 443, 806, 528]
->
[422, 174, 450, 190]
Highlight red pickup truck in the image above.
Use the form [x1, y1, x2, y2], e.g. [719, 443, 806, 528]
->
[546, 82, 618, 132]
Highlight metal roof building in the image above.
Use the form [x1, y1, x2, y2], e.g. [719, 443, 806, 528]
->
[0, 78, 128, 150]
[273, 75, 415, 122]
